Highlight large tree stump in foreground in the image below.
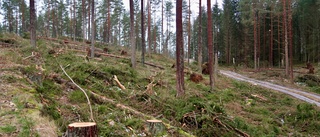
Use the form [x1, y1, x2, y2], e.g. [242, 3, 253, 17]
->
[68, 122, 97, 137]
[146, 120, 165, 136]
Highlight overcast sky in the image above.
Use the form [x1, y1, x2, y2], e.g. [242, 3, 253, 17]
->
[123, 0, 223, 19]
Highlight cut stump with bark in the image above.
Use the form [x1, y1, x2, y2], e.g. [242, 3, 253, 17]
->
[67, 122, 97, 137]
[146, 120, 164, 136]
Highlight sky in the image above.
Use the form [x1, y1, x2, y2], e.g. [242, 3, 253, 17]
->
[123, 0, 223, 19]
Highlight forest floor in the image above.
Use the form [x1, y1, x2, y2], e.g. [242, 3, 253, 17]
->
[1, 33, 320, 136]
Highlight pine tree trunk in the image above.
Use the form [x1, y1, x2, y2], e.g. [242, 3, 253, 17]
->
[153, 26, 157, 53]
[82, 0, 86, 41]
[253, 7, 257, 70]
[207, 0, 214, 90]
[20, 1, 26, 33]
[198, 0, 202, 72]
[88, 0, 91, 40]
[141, 0, 145, 65]
[161, 0, 164, 54]
[91, 0, 95, 58]
[257, 11, 260, 69]
[278, 14, 281, 68]
[73, 0, 76, 41]
[130, 0, 136, 68]
[176, 0, 184, 97]
[269, 5, 273, 67]
[288, 0, 293, 80]
[30, 0, 36, 47]
[283, 0, 289, 77]
[107, 0, 111, 44]
[187, 0, 191, 65]
[147, 0, 151, 55]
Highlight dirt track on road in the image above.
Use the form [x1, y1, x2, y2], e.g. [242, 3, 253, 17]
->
[220, 70, 320, 107]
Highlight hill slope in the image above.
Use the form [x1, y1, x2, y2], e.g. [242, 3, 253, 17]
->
[1, 34, 320, 136]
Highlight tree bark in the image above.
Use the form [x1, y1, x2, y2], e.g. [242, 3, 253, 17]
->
[278, 14, 281, 68]
[141, 0, 145, 65]
[88, 0, 91, 40]
[288, 0, 293, 80]
[269, 4, 273, 67]
[67, 122, 97, 137]
[82, 0, 86, 41]
[253, 6, 257, 70]
[130, 0, 136, 68]
[161, 0, 164, 54]
[30, 0, 36, 47]
[207, 0, 214, 90]
[187, 0, 191, 65]
[147, 0, 152, 55]
[107, 0, 111, 44]
[91, 0, 95, 58]
[198, 0, 202, 72]
[73, 0, 76, 41]
[176, 0, 184, 97]
[20, 1, 26, 33]
[283, 0, 289, 77]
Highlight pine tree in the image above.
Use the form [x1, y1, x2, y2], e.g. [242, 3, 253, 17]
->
[207, 0, 214, 90]
[176, 0, 184, 97]
[30, 0, 36, 47]
[130, 0, 136, 68]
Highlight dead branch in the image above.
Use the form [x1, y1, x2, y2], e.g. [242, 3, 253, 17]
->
[113, 75, 126, 90]
[23, 52, 36, 60]
[235, 128, 250, 137]
[214, 117, 250, 137]
[59, 64, 95, 122]
[251, 94, 267, 101]
[88, 91, 195, 137]
[213, 117, 229, 130]
[145, 79, 156, 95]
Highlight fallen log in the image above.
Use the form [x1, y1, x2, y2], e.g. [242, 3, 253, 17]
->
[68, 49, 165, 70]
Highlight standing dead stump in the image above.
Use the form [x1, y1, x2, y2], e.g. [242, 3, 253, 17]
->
[67, 122, 97, 137]
[146, 120, 165, 136]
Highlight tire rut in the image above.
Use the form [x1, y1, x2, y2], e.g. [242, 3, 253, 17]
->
[220, 70, 320, 107]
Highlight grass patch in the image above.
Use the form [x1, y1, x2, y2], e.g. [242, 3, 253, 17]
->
[18, 117, 39, 137]
[0, 125, 16, 133]
[69, 90, 87, 103]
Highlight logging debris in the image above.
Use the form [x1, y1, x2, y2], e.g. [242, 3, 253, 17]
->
[113, 75, 126, 90]
[190, 73, 203, 83]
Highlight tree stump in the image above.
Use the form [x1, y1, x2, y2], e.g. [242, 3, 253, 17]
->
[67, 122, 97, 137]
[146, 120, 165, 136]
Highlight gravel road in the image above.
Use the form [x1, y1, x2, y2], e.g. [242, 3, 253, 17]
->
[220, 70, 320, 107]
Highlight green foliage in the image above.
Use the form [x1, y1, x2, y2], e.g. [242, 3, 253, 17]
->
[22, 32, 30, 39]
[18, 117, 39, 137]
[69, 90, 87, 103]
[41, 104, 61, 120]
[125, 119, 143, 129]
[36, 79, 62, 96]
[296, 103, 318, 120]
[0, 125, 16, 133]
[1, 75, 17, 83]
